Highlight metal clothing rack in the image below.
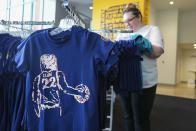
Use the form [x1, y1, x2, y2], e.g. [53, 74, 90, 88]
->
[102, 86, 116, 131]
[62, 1, 85, 28]
[0, 20, 54, 25]
[0, 24, 31, 38]
[93, 29, 133, 41]
[49, 0, 86, 36]
[92, 29, 133, 33]
[0, 20, 55, 37]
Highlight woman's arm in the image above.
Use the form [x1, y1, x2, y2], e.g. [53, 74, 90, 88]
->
[145, 44, 164, 59]
[146, 26, 164, 59]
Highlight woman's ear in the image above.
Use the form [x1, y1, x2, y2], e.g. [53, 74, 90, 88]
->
[138, 15, 142, 22]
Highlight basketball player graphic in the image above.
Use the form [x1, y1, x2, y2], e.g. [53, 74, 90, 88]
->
[32, 54, 90, 118]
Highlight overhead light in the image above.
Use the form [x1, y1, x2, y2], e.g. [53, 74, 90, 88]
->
[193, 44, 196, 49]
[62, 0, 69, 6]
[169, 1, 174, 5]
[89, 6, 93, 10]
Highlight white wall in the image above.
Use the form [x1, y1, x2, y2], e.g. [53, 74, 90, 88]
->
[179, 11, 196, 44]
[149, 3, 157, 26]
[156, 9, 179, 85]
[149, 5, 180, 85]
[181, 49, 196, 81]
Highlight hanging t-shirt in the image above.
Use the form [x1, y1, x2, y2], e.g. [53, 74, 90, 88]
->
[0, 41, 3, 76]
[0, 33, 11, 76]
[113, 40, 143, 93]
[15, 26, 118, 131]
[116, 25, 164, 88]
[0, 34, 23, 131]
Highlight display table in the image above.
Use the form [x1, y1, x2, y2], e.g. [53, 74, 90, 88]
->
[189, 69, 196, 88]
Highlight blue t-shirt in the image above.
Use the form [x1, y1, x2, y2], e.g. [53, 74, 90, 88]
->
[0, 34, 23, 130]
[0, 33, 11, 76]
[15, 26, 118, 131]
[113, 40, 143, 93]
[0, 39, 4, 75]
[0, 34, 24, 131]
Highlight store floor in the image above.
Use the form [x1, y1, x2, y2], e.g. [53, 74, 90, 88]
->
[112, 86, 196, 131]
[156, 83, 196, 99]
[111, 83, 196, 131]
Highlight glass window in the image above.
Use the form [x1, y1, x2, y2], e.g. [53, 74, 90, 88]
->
[0, 9, 7, 20]
[42, 0, 56, 28]
[11, 0, 24, 6]
[43, 0, 56, 21]
[1, 0, 56, 31]
[24, 0, 33, 2]
[32, 0, 43, 30]
[10, 6, 23, 21]
[33, 0, 56, 30]
[24, 4, 32, 21]
[0, 0, 7, 10]
[0, 0, 8, 20]
[23, 3, 32, 30]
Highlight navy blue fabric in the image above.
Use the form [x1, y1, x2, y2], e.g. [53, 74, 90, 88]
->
[0, 34, 12, 75]
[0, 34, 25, 131]
[10, 74, 26, 131]
[112, 37, 153, 95]
[0, 41, 4, 75]
[14, 26, 118, 131]
[112, 40, 143, 94]
[0, 29, 149, 131]
[97, 73, 107, 129]
[0, 35, 12, 130]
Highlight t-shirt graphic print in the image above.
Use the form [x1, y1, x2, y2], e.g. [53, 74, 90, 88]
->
[32, 54, 90, 118]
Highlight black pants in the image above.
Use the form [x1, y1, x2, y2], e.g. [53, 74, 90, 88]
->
[119, 85, 157, 131]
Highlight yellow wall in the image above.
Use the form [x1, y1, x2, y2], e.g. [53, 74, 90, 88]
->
[92, 0, 150, 30]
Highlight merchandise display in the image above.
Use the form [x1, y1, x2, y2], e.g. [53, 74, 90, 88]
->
[0, 25, 152, 130]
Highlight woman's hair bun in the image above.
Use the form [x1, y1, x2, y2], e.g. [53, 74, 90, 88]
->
[123, 2, 141, 17]
[125, 3, 139, 10]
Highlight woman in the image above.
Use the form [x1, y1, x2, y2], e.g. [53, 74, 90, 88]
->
[116, 3, 164, 131]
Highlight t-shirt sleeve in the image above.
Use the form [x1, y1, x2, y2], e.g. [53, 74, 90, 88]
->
[93, 34, 118, 76]
[14, 38, 30, 73]
[149, 26, 164, 49]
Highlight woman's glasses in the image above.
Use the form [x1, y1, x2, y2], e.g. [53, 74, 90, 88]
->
[124, 16, 137, 24]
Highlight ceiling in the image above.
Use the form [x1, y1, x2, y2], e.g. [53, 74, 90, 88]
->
[67, 0, 196, 27]
[151, 0, 196, 11]
[68, 0, 93, 26]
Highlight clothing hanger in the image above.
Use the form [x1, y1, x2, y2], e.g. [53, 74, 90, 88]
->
[49, 14, 77, 36]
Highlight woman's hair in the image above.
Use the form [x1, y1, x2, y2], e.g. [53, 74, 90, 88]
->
[123, 3, 142, 18]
